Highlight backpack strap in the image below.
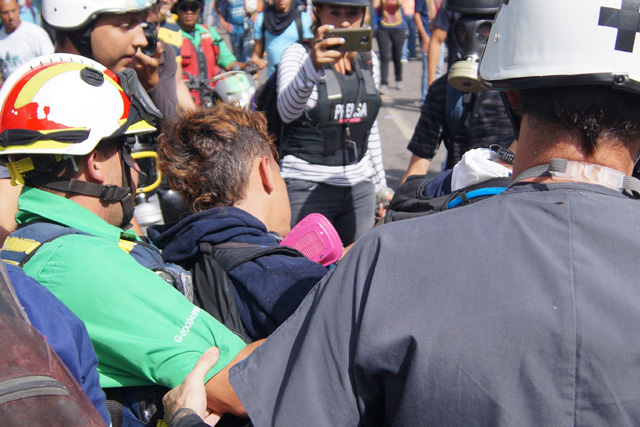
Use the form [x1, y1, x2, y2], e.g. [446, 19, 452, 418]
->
[1, 222, 89, 267]
[210, 241, 304, 273]
[295, 9, 303, 41]
[1, 222, 194, 302]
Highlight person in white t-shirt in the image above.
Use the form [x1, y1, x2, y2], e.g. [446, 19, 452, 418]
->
[0, 0, 53, 79]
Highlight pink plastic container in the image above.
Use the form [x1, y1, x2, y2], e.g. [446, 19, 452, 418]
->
[280, 213, 343, 266]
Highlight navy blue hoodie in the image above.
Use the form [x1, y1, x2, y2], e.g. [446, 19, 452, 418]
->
[148, 207, 327, 339]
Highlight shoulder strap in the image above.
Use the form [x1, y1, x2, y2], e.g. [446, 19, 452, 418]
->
[511, 158, 640, 198]
[1, 222, 88, 268]
[295, 9, 303, 41]
[211, 241, 304, 273]
[355, 51, 377, 95]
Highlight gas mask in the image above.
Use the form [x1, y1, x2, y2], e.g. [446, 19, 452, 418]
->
[448, 15, 493, 92]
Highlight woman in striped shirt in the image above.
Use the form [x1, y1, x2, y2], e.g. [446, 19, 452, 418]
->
[276, 0, 389, 245]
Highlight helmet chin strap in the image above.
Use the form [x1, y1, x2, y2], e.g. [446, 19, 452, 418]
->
[66, 24, 95, 60]
[28, 143, 138, 229]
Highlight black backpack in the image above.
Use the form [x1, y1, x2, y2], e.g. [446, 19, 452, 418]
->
[190, 241, 305, 342]
[0, 262, 107, 426]
[380, 175, 512, 224]
[254, 11, 306, 146]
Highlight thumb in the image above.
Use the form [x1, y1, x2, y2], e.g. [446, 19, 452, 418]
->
[187, 347, 220, 383]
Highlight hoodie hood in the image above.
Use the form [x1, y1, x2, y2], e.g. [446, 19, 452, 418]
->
[147, 207, 279, 264]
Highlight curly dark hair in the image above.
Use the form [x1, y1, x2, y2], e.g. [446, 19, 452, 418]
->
[157, 104, 277, 213]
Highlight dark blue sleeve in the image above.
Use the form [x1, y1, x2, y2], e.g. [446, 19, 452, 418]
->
[228, 255, 328, 340]
[432, 7, 452, 31]
[7, 264, 111, 426]
[421, 169, 453, 198]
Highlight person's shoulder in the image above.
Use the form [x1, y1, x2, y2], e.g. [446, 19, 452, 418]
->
[161, 16, 182, 31]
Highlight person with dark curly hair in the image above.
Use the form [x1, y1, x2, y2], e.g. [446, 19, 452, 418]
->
[148, 104, 328, 340]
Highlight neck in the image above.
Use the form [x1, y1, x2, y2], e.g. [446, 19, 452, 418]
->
[4, 22, 18, 35]
[512, 114, 640, 179]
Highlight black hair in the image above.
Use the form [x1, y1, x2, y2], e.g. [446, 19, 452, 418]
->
[517, 85, 640, 156]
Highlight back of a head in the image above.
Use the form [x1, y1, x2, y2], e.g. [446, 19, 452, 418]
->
[158, 104, 275, 212]
[478, 0, 640, 153]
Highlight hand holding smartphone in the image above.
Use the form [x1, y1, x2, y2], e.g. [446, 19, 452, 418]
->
[324, 28, 373, 52]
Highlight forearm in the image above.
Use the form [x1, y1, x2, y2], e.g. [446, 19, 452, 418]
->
[427, 29, 445, 85]
[205, 340, 263, 417]
[401, 154, 432, 185]
[277, 47, 323, 123]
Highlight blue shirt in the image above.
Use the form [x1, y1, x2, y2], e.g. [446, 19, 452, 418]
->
[253, 11, 313, 77]
[7, 263, 110, 425]
[413, 0, 432, 38]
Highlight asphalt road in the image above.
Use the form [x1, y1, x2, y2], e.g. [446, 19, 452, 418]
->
[373, 50, 447, 191]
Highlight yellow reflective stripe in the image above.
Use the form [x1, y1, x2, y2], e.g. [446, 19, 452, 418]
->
[0, 140, 75, 153]
[158, 27, 183, 49]
[15, 62, 87, 108]
[2, 259, 19, 266]
[2, 236, 42, 254]
[118, 239, 136, 253]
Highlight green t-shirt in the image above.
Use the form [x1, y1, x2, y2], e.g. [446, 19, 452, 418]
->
[181, 23, 237, 69]
[13, 187, 246, 388]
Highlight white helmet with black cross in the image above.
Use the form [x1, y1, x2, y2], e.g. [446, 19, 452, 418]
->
[479, 0, 640, 94]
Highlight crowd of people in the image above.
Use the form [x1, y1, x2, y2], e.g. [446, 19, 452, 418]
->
[1, 0, 640, 425]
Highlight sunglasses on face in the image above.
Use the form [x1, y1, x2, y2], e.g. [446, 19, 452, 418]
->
[178, 3, 200, 12]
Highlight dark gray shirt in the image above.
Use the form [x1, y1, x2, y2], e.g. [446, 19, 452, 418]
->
[230, 182, 640, 426]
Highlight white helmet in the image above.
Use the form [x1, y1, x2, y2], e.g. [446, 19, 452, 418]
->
[43, 0, 155, 30]
[479, 0, 640, 94]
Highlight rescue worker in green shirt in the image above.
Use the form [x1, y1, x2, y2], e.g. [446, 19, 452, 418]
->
[174, 0, 251, 105]
[0, 54, 256, 427]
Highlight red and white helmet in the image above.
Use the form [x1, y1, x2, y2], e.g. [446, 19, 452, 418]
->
[0, 54, 158, 184]
[479, 0, 640, 94]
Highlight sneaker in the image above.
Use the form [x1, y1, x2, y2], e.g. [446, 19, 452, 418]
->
[395, 81, 404, 90]
[401, 58, 408, 63]
[379, 84, 389, 94]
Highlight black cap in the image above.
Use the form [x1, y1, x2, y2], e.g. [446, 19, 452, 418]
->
[313, 0, 369, 7]
[444, 0, 502, 15]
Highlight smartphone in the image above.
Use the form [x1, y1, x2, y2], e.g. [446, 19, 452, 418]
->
[324, 28, 372, 52]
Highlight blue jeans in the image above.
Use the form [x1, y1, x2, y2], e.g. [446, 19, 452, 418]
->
[286, 179, 375, 246]
[421, 41, 446, 103]
[230, 25, 252, 62]
[402, 14, 417, 60]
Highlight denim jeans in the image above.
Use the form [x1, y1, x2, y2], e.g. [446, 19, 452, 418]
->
[402, 13, 417, 60]
[230, 26, 252, 63]
[285, 179, 375, 246]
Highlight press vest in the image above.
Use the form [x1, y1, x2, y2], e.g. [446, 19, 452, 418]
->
[280, 52, 382, 166]
[180, 26, 223, 105]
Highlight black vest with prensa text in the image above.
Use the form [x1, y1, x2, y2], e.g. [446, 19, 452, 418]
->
[280, 52, 382, 166]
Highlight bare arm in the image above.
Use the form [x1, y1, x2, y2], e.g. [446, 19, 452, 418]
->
[0, 179, 20, 246]
[204, 340, 263, 417]
[427, 27, 447, 87]
[400, 154, 432, 185]
[175, 62, 197, 112]
[251, 39, 267, 70]
[414, 12, 429, 53]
